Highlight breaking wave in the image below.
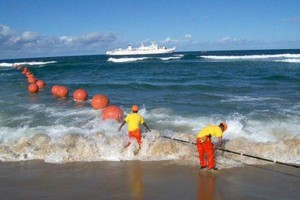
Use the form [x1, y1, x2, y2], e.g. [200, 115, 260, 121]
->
[275, 58, 300, 63]
[200, 53, 300, 61]
[107, 57, 149, 63]
[0, 61, 57, 67]
[0, 130, 298, 168]
[159, 54, 184, 61]
[0, 107, 299, 167]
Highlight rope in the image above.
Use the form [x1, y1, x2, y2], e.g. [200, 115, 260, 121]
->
[160, 135, 299, 169]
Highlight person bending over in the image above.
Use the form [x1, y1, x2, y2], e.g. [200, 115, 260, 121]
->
[196, 122, 228, 170]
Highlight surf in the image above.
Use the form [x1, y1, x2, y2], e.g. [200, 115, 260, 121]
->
[0, 61, 57, 67]
[199, 53, 300, 60]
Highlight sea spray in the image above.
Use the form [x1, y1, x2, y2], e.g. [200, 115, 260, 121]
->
[0, 61, 57, 67]
[0, 129, 299, 168]
[199, 53, 300, 60]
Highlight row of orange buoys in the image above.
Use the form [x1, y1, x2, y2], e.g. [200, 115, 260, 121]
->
[17, 66, 123, 122]
[19, 66, 46, 93]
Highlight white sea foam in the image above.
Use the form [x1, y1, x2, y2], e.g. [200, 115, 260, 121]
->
[0, 106, 299, 166]
[107, 57, 149, 63]
[200, 53, 300, 60]
[0, 127, 298, 167]
[2, 105, 300, 143]
[107, 55, 183, 62]
[221, 95, 285, 103]
[0, 63, 16, 67]
[275, 58, 300, 63]
[159, 55, 183, 60]
[0, 61, 57, 67]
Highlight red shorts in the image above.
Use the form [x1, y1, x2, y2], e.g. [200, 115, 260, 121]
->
[129, 129, 142, 144]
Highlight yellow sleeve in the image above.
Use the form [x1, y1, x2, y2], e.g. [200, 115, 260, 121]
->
[124, 115, 130, 122]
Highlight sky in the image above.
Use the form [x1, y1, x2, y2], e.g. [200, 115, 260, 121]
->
[0, 0, 300, 59]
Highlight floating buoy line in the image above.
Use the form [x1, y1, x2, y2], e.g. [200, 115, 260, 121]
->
[16, 65, 123, 122]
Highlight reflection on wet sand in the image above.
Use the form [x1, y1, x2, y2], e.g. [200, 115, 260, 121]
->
[128, 162, 144, 200]
[198, 171, 224, 200]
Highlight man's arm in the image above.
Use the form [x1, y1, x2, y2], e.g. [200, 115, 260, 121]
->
[118, 121, 126, 132]
[217, 136, 222, 148]
[142, 122, 151, 132]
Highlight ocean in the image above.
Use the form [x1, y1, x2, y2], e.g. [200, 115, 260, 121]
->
[0, 49, 299, 167]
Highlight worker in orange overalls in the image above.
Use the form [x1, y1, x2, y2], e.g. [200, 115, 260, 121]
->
[118, 105, 151, 149]
[196, 122, 228, 170]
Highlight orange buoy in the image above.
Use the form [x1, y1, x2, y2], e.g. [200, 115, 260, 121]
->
[28, 83, 39, 93]
[91, 94, 109, 109]
[56, 86, 69, 98]
[73, 89, 88, 102]
[26, 73, 34, 78]
[101, 105, 123, 122]
[22, 69, 28, 74]
[27, 77, 36, 84]
[51, 85, 60, 96]
[23, 67, 28, 73]
[36, 80, 46, 88]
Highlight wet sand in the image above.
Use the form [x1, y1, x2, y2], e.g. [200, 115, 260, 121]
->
[0, 160, 299, 200]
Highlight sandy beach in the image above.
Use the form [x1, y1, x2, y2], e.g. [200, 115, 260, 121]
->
[0, 160, 299, 200]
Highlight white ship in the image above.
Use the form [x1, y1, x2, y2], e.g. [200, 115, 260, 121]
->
[106, 42, 175, 56]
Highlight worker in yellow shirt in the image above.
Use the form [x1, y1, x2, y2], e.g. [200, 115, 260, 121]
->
[196, 122, 228, 170]
[118, 105, 151, 148]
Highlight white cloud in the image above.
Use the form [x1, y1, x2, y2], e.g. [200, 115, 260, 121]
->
[0, 25, 15, 37]
[21, 31, 40, 42]
[0, 24, 118, 59]
[161, 37, 177, 43]
[218, 37, 231, 43]
[184, 34, 192, 40]
[59, 36, 73, 43]
[217, 37, 252, 46]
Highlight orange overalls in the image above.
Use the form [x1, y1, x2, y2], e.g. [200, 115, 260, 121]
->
[196, 136, 215, 169]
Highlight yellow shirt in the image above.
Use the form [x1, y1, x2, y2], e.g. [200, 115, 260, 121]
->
[125, 113, 145, 131]
[197, 125, 223, 138]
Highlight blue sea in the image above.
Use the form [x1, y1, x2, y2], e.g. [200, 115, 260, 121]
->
[0, 49, 299, 166]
